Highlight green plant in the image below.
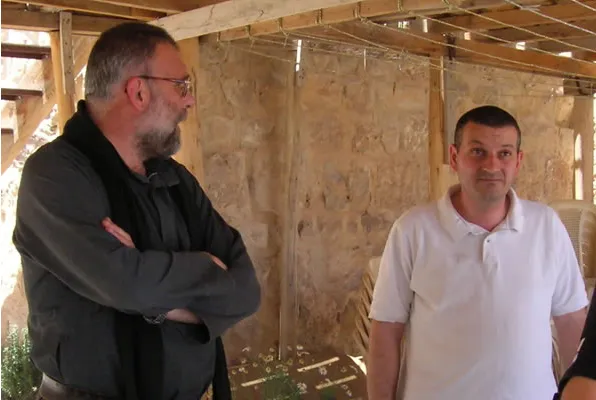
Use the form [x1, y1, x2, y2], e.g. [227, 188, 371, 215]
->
[1, 326, 42, 400]
[260, 370, 302, 400]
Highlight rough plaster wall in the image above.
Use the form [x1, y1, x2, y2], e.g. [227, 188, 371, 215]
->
[197, 43, 288, 361]
[446, 63, 575, 202]
[293, 52, 429, 352]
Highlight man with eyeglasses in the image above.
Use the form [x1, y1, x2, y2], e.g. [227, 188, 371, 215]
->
[13, 22, 261, 400]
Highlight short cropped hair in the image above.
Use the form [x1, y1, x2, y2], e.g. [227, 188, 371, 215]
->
[84, 22, 177, 100]
[454, 105, 522, 151]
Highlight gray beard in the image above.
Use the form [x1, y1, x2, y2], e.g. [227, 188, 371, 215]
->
[136, 126, 181, 160]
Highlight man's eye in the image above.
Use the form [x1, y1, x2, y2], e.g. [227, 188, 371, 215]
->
[471, 148, 484, 156]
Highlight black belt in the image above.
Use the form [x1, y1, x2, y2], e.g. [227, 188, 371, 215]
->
[38, 374, 117, 400]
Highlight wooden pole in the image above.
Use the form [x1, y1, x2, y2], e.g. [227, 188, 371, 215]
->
[50, 11, 76, 134]
[428, 56, 445, 200]
[174, 37, 205, 182]
[279, 59, 299, 360]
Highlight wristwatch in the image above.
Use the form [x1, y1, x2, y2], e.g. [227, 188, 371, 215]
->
[143, 313, 167, 325]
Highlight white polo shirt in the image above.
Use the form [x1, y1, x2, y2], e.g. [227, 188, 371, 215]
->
[369, 185, 589, 400]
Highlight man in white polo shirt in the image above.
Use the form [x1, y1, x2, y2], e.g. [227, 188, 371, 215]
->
[367, 105, 589, 400]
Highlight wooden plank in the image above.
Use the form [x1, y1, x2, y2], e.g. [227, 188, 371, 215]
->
[89, 0, 224, 14]
[1, 43, 51, 60]
[429, 56, 445, 201]
[173, 37, 205, 182]
[279, 60, 299, 361]
[151, 0, 368, 40]
[50, 11, 76, 133]
[432, 1, 596, 34]
[1, 88, 43, 101]
[308, 22, 596, 78]
[6, 0, 163, 21]
[473, 20, 596, 43]
[1, 7, 131, 35]
[1, 37, 95, 174]
[214, 0, 544, 41]
[538, 36, 596, 53]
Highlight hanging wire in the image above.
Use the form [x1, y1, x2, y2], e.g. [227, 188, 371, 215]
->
[263, 26, 590, 94]
[568, 0, 596, 13]
[438, 0, 596, 56]
[231, 29, 589, 98]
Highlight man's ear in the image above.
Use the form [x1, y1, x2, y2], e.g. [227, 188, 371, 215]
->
[448, 144, 458, 173]
[124, 77, 150, 111]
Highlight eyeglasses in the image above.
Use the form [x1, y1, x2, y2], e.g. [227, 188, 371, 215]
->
[136, 75, 193, 98]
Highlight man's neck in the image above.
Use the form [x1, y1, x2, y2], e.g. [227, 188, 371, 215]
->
[87, 101, 146, 175]
[452, 189, 510, 232]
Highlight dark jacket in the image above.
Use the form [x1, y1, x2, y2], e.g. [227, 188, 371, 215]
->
[13, 102, 261, 399]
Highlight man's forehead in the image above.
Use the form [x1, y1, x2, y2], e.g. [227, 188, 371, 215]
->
[151, 43, 188, 76]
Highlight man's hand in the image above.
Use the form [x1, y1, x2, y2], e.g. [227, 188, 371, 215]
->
[102, 217, 135, 248]
[204, 252, 228, 271]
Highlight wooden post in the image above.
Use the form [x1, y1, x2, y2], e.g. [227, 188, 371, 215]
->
[50, 11, 75, 133]
[174, 37, 204, 182]
[279, 60, 299, 361]
[428, 56, 445, 200]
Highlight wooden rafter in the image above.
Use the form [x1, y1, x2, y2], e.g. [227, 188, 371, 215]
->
[1, 7, 131, 35]
[4, 0, 163, 21]
[1, 88, 44, 101]
[431, 0, 596, 34]
[472, 20, 596, 43]
[304, 21, 596, 78]
[89, 0, 224, 14]
[214, 0, 546, 41]
[538, 36, 596, 53]
[1, 43, 51, 59]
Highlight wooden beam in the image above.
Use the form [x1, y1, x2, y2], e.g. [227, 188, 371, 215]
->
[1, 43, 51, 60]
[1, 88, 43, 101]
[307, 22, 596, 78]
[89, 0, 223, 14]
[432, 1, 596, 34]
[473, 20, 596, 44]
[538, 37, 596, 54]
[214, 0, 544, 41]
[50, 12, 76, 133]
[1, 8, 131, 35]
[173, 37, 205, 182]
[429, 56, 445, 201]
[279, 60, 298, 361]
[6, 0, 163, 21]
[2, 37, 95, 175]
[1, 128, 14, 136]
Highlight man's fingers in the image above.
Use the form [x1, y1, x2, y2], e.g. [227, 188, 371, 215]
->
[102, 218, 135, 248]
[210, 254, 228, 271]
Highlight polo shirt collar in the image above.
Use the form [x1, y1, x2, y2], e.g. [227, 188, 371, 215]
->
[438, 184, 524, 241]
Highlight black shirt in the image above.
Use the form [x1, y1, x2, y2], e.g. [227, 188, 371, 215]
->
[555, 289, 596, 399]
[13, 136, 260, 399]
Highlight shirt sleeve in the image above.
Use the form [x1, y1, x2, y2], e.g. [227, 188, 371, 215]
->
[175, 164, 261, 339]
[551, 211, 589, 317]
[13, 143, 236, 317]
[556, 289, 596, 397]
[369, 217, 414, 324]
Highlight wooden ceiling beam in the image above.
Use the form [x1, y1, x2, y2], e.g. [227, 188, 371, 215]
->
[1, 43, 51, 59]
[214, 0, 545, 41]
[305, 22, 596, 78]
[5, 0, 163, 21]
[1, 8, 131, 35]
[472, 20, 596, 43]
[88, 0, 225, 14]
[1, 88, 44, 101]
[431, 0, 596, 34]
[538, 36, 596, 53]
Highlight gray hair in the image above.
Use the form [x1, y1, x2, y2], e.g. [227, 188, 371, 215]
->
[84, 22, 177, 100]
